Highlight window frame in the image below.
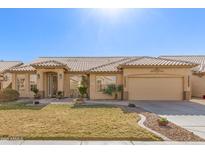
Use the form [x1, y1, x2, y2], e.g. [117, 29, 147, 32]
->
[95, 75, 117, 92]
[16, 74, 26, 91]
[30, 74, 37, 91]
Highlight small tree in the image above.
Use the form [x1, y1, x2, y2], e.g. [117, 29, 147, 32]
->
[31, 87, 41, 99]
[78, 85, 87, 98]
[77, 75, 88, 98]
[103, 84, 123, 99]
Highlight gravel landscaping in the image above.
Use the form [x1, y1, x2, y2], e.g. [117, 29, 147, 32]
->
[121, 106, 205, 141]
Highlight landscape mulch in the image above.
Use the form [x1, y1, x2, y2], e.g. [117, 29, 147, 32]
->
[121, 106, 204, 141]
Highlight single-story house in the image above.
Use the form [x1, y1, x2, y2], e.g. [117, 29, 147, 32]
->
[7, 56, 198, 101]
[0, 60, 23, 90]
[160, 55, 205, 98]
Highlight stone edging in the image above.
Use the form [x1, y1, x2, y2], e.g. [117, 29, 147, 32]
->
[138, 114, 171, 141]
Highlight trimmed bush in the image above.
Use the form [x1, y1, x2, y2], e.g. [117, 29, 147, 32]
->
[157, 117, 169, 126]
[103, 84, 123, 99]
[0, 88, 19, 102]
[128, 103, 136, 108]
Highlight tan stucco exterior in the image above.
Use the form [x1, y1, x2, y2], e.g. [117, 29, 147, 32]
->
[192, 74, 205, 98]
[89, 73, 123, 100]
[12, 72, 35, 97]
[0, 73, 12, 89]
[8, 66, 195, 100]
[123, 67, 192, 100]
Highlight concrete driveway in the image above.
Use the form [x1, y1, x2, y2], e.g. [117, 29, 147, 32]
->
[133, 99, 205, 139]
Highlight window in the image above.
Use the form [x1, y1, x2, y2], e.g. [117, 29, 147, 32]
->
[30, 74, 37, 91]
[96, 76, 117, 92]
[17, 74, 26, 91]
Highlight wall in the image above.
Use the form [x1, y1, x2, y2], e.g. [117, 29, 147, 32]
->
[1, 73, 12, 89]
[192, 74, 205, 98]
[89, 73, 123, 100]
[12, 72, 35, 98]
[66, 73, 88, 98]
[12, 69, 88, 98]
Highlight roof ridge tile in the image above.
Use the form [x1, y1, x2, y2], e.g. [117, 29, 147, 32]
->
[160, 55, 205, 57]
[157, 57, 198, 65]
[89, 57, 131, 71]
[31, 59, 66, 66]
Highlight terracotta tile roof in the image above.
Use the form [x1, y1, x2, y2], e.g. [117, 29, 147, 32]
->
[89, 57, 141, 72]
[9, 56, 197, 73]
[0, 61, 22, 73]
[159, 55, 205, 73]
[9, 64, 36, 72]
[31, 60, 67, 68]
[31, 57, 127, 72]
[119, 57, 198, 67]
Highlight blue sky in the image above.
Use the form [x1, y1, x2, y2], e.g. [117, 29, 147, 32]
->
[0, 9, 205, 62]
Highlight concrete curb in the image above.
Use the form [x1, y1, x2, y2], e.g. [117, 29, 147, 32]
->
[1, 140, 205, 145]
[138, 114, 171, 141]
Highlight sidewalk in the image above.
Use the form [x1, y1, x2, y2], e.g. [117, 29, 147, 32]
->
[1, 140, 205, 145]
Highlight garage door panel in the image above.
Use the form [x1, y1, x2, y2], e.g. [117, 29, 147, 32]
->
[128, 77, 183, 100]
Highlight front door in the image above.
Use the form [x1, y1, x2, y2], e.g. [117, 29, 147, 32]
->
[48, 73, 58, 97]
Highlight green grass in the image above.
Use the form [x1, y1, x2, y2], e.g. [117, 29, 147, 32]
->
[0, 102, 161, 141]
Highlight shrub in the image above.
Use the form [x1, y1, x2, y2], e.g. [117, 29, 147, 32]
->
[78, 86, 87, 98]
[103, 84, 123, 99]
[158, 117, 168, 123]
[56, 91, 64, 99]
[31, 87, 39, 95]
[157, 117, 169, 126]
[31, 87, 41, 99]
[128, 103, 136, 108]
[0, 88, 19, 102]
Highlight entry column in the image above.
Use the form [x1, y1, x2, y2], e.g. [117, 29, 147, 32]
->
[12, 73, 17, 90]
[37, 70, 44, 98]
[57, 70, 64, 96]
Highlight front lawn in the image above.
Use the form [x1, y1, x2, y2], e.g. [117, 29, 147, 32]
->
[0, 102, 161, 141]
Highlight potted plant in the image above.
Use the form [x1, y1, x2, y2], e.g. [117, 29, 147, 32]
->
[31, 87, 41, 104]
[56, 91, 63, 99]
[103, 84, 123, 100]
[157, 117, 169, 126]
[31, 87, 41, 99]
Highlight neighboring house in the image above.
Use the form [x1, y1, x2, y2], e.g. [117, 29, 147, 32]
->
[8, 56, 197, 100]
[160, 55, 205, 98]
[0, 60, 23, 90]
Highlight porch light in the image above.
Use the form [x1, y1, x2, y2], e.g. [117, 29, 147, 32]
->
[3, 75, 8, 81]
[59, 73, 62, 79]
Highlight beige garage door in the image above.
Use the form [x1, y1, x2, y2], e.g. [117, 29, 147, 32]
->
[128, 77, 183, 100]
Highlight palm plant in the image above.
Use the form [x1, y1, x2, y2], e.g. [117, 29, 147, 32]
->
[103, 84, 123, 99]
